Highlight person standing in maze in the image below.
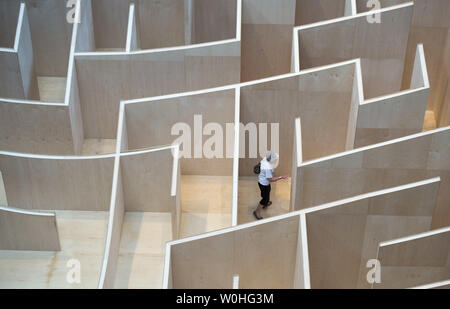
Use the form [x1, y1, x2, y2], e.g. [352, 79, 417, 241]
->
[253, 151, 288, 220]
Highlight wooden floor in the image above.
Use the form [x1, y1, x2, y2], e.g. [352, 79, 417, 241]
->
[114, 212, 172, 289]
[37, 76, 66, 103]
[179, 175, 233, 238]
[0, 211, 108, 288]
[238, 177, 291, 224]
[0, 172, 6, 206]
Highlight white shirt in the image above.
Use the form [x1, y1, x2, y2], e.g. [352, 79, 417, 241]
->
[258, 158, 274, 186]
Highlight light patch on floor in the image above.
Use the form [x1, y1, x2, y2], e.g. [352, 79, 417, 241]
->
[0, 211, 108, 289]
[179, 212, 233, 238]
[37, 76, 67, 103]
[114, 212, 172, 289]
[423, 111, 437, 131]
[82, 139, 117, 155]
[0, 171, 7, 206]
[179, 175, 233, 238]
[181, 175, 233, 214]
[238, 176, 291, 224]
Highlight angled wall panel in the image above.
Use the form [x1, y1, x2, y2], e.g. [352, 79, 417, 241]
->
[0, 51, 30, 99]
[66, 65, 84, 155]
[16, 3, 38, 100]
[126, 3, 139, 52]
[0, 0, 84, 156]
[191, 0, 238, 44]
[240, 62, 356, 176]
[293, 214, 310, 288]
[75, 41, 240, 138]
[355, 0, 410, 12]
[0, 101, 74, 154]
[98, 158, 125, 289]
[120, 148, 177, 212]
[0, 0, 20, 48]
[99, 147, 180, 289]
[91, 0, 130, 50]
[124, 89, 236, 176]
[355, 45, 430, 147]
[24, 0, 73, 77]
[75, 0, 95, 53]
[295, 0, 346, 26]
[401, 0, 450, 126]
[355, 89, 429, 147]
[297, 3, 413, 99]
[437, 27, 450, 126]
[169, 214, 302, 289]
[0, 206, 60, 251]
[241, 0, 296, 81]
[0, 3, 38, 100]
[375, 227, 450, 289]
[0, 153, 115, 211]
[294, 127, 450, 229]
[305, 178, 440, 288]
[0, 171, 7, 206]
[136, 0, 185, 49]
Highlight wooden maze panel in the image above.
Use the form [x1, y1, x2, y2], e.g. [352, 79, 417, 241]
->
[376, 228, 450, 288]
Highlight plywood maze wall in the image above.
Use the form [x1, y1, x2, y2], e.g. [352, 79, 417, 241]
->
[0, 0, 449, 289]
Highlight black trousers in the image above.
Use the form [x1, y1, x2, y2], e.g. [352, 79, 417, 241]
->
[258, 183, 271, 206]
